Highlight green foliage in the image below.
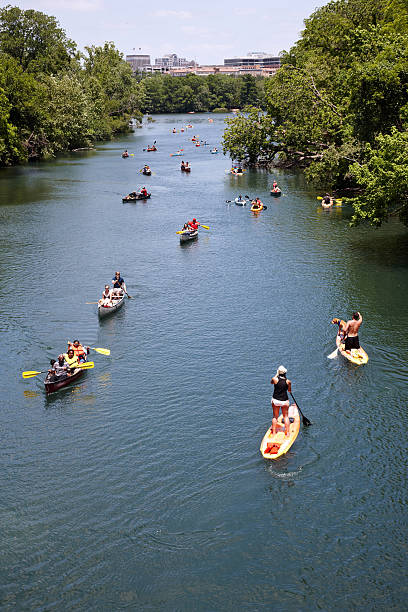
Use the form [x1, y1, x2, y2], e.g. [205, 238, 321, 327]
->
[141, 73, 265, 114]
[222, 107, 275, 165]
[0, 87, 24, 165]
[347, 129, 408, 226]
[0, 5, 77, 73]
[225, 0, 408, 225]
[0, 8, 144, 165]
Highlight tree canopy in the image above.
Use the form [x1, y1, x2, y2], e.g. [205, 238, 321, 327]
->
[140, 73, 265, 114]
[0, 5, 144, 165]
[222, 0, 408, 226]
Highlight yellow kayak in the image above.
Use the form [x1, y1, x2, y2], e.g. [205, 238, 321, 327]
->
[251, 202, 264, 212]
[336, 335, 369, 365]
[260, 404, 300, 459]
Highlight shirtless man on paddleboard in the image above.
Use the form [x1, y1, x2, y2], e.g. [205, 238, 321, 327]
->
[343, 311, 363, 352]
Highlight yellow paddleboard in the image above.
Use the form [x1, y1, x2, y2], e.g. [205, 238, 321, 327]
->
[260, 404, 300, 459]
[336, 335, 369, 365]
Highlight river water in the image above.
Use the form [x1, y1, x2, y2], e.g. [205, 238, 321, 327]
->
[1, 113, 407, 611]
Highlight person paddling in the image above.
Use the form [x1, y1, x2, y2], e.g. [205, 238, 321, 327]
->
[188, 218, 200, 231]
[322, 193, 333, 207]
[140, 186, 148, 197]
[63, 348, 80, 374]
[48, 354, 69, 380]
[343, 311, 363, 353]
[112, 271, 126, 297]
[67, 339, 89, 362]
[271, 365, 292, 437]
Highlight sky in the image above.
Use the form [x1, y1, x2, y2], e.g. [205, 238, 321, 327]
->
[3, 0, 329, 64]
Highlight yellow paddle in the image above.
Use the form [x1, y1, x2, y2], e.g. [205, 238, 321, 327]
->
[87, 347, 110, 356]
[200, 224, 210, 230]
[22, 361, 95, 379]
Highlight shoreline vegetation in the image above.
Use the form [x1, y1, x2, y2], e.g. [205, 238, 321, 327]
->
[222, 0, 408, 227]
[0, 5, 144, 166]
[1, 1, 407, 227]
[0, 5, 265, 168]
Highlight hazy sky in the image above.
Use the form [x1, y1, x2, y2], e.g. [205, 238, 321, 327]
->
[5, 0, 328, 64]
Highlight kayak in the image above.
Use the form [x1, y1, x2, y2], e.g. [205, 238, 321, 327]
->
[122, 193, 151, 202]
[211, 149, 218, 154]
[251, 202, 264, 212]
[181, 165, 191, 172]
[270, 188, 282, 197]
[44, 367, 85, 394]
[142, 169, 151, 176]
[260, 404, 300, 459]
[179, 229, 198, 243]
[335, 334, 369, 365]
[146, 147, 157, 152]
[122, 153, 129, 158]
[171, 152, 183, 156]
[235, 197, 247, 206]
[98, 293, 126, 318]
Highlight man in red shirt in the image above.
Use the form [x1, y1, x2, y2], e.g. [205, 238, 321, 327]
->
[188, 218, 199, 230]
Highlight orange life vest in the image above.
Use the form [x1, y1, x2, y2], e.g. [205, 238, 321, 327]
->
[70, 343, 86, 358]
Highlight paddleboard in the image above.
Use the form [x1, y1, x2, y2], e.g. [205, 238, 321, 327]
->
[260, 404, 300, 459]
[336, 335, 368, 365]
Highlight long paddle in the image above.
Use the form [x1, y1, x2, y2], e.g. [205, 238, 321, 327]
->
[199, 224, 210, 230]
[87, 347, 111, 356]
[289, 392, 312, 426]
[22, 362, 95, 379]
[327, 347, 339, 359]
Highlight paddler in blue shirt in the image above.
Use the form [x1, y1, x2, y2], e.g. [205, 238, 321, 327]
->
[112, 271, 126, 297]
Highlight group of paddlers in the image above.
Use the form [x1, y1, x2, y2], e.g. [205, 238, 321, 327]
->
[47, 340, 90, 381]
[181, 218, 200, 232]
[271, 312, 364, 437]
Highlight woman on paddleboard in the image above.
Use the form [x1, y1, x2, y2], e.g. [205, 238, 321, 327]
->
[271, 366, 292, 437]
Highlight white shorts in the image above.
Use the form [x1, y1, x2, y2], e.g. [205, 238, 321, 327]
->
[271, 398, 289, 407]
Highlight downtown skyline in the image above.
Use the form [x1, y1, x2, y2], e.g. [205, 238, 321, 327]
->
[6, 0, 329, 65]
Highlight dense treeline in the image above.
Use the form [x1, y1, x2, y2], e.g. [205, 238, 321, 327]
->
[223, 0, 408, 226]
[139, 73, 265, 114]
[0, 5, 144, 166]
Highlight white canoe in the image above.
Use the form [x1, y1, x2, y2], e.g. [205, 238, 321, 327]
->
[180, 230, 198, 243]
[235, 197, 247, 206]
[98, 294, 126, 318]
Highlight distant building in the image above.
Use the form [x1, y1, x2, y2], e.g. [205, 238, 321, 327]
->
[224, 52, 281, 70]
[126, 54, 151, 72]
[169, 65, 278, 77]
[155, 53, 196, 68]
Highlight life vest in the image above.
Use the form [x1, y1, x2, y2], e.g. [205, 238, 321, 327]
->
[71, 344, 86, 358]
[63, 353, 79, 368]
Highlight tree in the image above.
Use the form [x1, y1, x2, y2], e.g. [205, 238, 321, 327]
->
[0, 5, 77, 74]
[222, 107, 274, 165]
[348, 128, 408, 226]
[83, 43, 144, 133]
[0, 87, 24, 165]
